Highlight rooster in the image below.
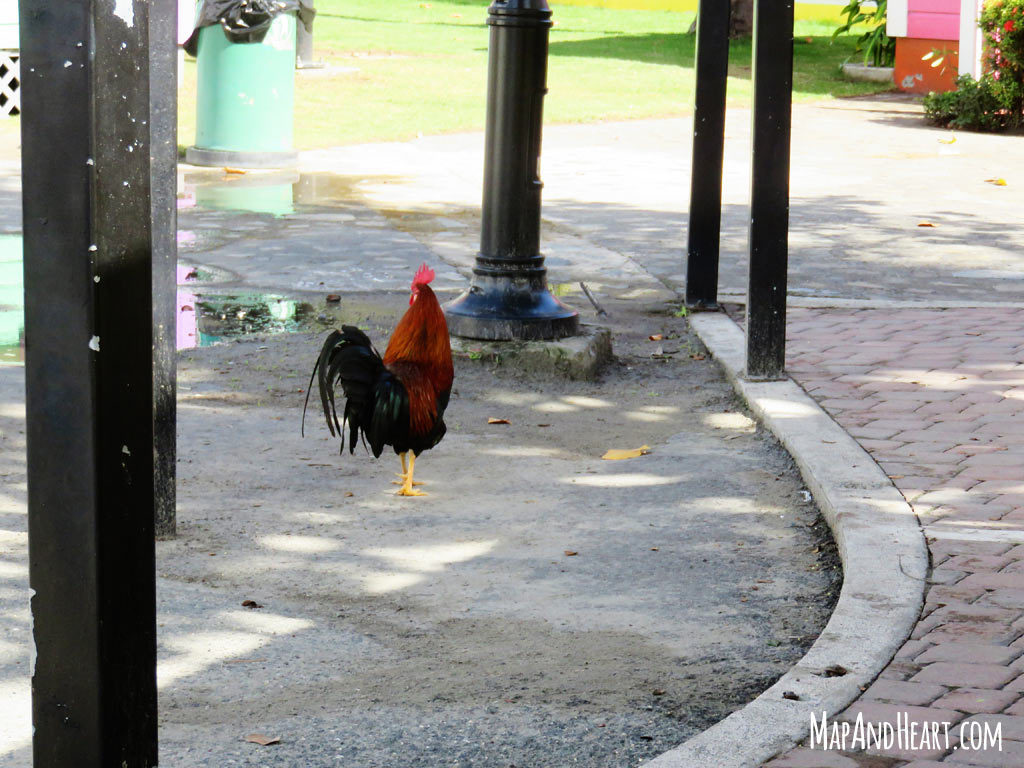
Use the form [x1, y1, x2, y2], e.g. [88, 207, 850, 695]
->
[303, 264, 454, 496]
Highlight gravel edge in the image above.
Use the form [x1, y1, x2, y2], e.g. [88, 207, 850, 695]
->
[641, 312, 929, 768]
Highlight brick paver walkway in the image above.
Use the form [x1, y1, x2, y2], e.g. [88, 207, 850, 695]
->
[764, 307, 1024, 768]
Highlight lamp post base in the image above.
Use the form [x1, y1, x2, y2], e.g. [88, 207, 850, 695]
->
[444, 262, 579, 341]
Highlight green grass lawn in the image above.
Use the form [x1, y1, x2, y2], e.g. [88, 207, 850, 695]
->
[177, 0, 892, 150]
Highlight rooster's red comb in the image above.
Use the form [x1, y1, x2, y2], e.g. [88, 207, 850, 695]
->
[412, 263, 435, 286]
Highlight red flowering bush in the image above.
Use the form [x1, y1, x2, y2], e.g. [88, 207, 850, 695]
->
[924, 0, 1024, 130]
[980, 0, 1024, 82]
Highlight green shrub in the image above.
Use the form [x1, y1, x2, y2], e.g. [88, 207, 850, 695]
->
[922, 0, 1024, 131]
[924, 73, 1023, 130]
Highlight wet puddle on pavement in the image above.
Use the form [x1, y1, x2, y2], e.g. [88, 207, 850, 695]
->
[176, 265, 326, 350]
[0, 244, 329, 363]
[176, 292, 319, 349]
[2, 170, 446, 362]
[175, 170, 412, 257]
[178, 169, 398, 217]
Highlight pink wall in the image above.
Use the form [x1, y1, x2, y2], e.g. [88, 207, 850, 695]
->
[907, 0, 960, 40]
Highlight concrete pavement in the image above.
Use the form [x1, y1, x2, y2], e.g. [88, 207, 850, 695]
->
[174, 94, 1024, 765]
[2, 87, 1024, 765]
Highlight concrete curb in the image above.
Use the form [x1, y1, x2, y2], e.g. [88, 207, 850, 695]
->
[841, 62, 895, 83]
[643, 312, 929, 768]
[716, 293, 1024, 310]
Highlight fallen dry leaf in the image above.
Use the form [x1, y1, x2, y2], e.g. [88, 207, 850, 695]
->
[326, 294, 341, 303]
[652, 689, 666, 696]
[564, 550, 578, 556]
[690, 353, 706, 360]
[602, 445, 650, 460]
[937, 135, 956, 144]
[648, 334, 664, 341]
[244, 733, 280, 746]
[344, 491, 354, 497]
[917, 221, 937, 227]
[536, 423, 551, 428]
[986, 177, 1008, 186]
[223, 167, 247, 175]
[487, 417, 510, 425]
[650, 547, 659, 552]
[241, 600, 262, 609]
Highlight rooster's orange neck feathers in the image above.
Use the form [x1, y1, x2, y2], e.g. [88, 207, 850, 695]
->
[383, 283, 454, 435]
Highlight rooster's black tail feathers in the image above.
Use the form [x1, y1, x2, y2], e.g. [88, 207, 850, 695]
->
[302, 326, 384, 453]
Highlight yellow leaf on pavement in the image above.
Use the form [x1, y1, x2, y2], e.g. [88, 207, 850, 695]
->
[985, 178, 1008, 186]
[602, 445, 650, 460]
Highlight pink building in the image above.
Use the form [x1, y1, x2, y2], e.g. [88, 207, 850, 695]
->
[888, 0, 983, 92]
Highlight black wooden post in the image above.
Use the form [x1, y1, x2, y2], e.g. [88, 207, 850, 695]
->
[444, 0, 578, 341]
[685, 0, 730, 310]
[745, 0, 794, 380]
[152, 0, 178, 538]
[20, 0, 162, 763]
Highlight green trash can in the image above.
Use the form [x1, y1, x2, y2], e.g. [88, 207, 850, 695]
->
[0, 235, 24, 362]
[186, 6, 298, 169]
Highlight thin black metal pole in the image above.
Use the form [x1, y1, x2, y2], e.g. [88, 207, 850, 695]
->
[21, 0, 160, 763]
[745, 0, 794, 380]
[444, 0, 578, 341]
[153, 0, 179, 538]
[685, 0, 730, 310]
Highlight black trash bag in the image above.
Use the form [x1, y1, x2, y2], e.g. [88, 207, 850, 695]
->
[184, 0, 316, 57]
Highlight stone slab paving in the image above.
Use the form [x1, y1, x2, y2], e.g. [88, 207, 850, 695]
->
[764, 307, 1024, 767]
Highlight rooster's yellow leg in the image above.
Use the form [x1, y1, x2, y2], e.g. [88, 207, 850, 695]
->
[392, 451, 424, 486]
[397, 453, 427, 496]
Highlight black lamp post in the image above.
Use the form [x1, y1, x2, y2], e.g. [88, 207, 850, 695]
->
[444, 0, 578, 341]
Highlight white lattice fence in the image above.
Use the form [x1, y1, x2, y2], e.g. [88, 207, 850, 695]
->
[0, 52, 19, 116]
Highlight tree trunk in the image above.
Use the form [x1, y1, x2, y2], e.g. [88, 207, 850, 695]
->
[730, 0, 754, 38]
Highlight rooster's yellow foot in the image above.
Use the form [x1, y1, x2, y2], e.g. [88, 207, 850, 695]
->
[396, 485, 428, 497]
